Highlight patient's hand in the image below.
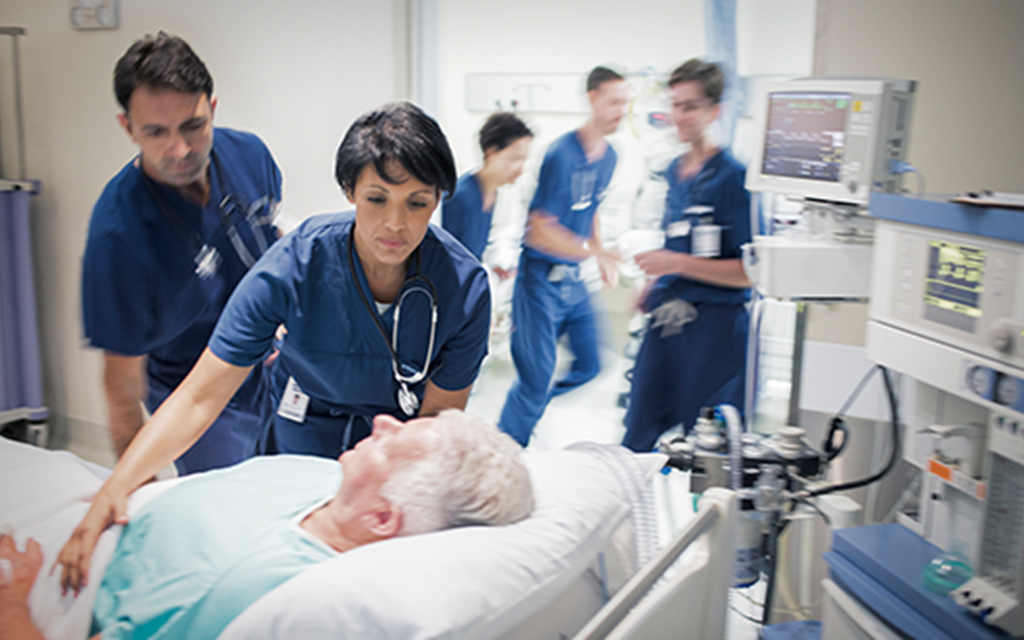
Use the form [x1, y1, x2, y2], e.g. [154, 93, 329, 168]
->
[0, 535, 48, 640]
[0, 535, 42, 630]
[55, 489, 129, 595]
[0, 534, 41, 597]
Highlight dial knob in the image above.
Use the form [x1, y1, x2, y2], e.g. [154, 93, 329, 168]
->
[992, 324, 1016, 355]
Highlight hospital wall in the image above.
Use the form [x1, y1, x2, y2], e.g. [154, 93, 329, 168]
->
[0, 0, 404, 460]
[436, 0, 816, 197]
[814, 0, 1024, 194]
[436, 0, 708, 175]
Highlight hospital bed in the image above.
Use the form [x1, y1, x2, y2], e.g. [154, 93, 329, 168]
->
[0, 436, 736, 640]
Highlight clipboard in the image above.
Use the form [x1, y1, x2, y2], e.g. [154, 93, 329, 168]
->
[952, 190, 1024, 210]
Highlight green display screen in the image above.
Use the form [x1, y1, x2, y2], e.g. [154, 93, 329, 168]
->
[923, 240, 986, 332]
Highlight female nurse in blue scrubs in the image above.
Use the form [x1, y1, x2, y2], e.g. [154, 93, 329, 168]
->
[442, 112, 532, 266]
[621, 59, 753, 453]
[58, 102, 491, 592]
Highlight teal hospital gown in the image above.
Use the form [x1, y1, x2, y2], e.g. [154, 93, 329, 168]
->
[93, 455, 339, 640]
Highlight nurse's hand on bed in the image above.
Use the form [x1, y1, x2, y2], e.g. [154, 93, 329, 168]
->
[55, 488, 129, 595]
[56, 349, 254, 594]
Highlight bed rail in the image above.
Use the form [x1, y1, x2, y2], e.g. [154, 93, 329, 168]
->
[573, 487, 737, 640]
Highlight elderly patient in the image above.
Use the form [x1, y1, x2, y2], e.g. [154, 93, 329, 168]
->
[0, 410, 534, 640]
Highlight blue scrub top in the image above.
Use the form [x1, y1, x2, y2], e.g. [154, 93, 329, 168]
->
[81, 128, 282, 411]
[208, 213, 491, 429]
[442, 172, 491, 261]
[644, 150, 752, 309]
[523, 131, 617, 265]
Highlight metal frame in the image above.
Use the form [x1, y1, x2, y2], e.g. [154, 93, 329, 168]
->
[574, 488, 737, 640]
[0, 27, 27, 180]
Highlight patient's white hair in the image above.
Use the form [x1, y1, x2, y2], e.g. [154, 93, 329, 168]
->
[380, 410, 534, 535]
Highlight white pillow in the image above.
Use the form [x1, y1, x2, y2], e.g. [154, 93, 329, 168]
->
[220, 447, 663, 640]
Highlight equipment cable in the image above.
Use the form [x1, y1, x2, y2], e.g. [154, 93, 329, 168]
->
[801, 365, 901, 499]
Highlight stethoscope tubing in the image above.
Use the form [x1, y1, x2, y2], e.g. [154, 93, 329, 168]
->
[346, 225, 439, 402]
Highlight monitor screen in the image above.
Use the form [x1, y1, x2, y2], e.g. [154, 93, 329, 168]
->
[923, 240, 986, 333]
[761, 92, 850, 183]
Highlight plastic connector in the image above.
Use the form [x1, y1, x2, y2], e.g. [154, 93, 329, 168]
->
[889, 159, 918, 174]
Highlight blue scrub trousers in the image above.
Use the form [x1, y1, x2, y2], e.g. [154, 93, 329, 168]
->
[260, 411, 373, 458]
[147, 378, 265, 475]
[175, 405, 264, 475]
[622, 302, 748, 452]
[499, 255, 601, 446]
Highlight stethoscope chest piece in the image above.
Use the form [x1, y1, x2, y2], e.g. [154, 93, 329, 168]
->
[398, 385, 420, 416]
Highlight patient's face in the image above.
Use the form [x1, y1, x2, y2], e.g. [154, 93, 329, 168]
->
[340, 415, 439, 495]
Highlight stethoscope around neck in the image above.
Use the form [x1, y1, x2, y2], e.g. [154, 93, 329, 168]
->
[347, 226, 439, 417]
[140, 149, 272, 279]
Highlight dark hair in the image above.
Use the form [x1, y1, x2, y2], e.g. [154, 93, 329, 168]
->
[667, 59, 725, 104]
[335, 102, 457, 199]
[586, 66, 625, 92]
[478, 112, 533, 154]
[114, 32, 213, 111]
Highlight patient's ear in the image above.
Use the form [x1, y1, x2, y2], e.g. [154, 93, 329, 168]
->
[363, 503, 403, 540]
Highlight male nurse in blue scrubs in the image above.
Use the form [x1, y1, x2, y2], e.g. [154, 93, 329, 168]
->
[498, 67, 628, 447]
[622, 59, 752, 452]
[81, 33, 281, 474]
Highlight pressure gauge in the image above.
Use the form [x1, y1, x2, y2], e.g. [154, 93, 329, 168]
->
[996, 375, 1021, 407]
[968, 365, 993, 397]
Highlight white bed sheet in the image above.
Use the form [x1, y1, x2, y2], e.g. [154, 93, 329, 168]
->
[0, 437, 187, 640]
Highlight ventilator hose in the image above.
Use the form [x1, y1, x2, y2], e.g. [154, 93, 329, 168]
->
[718, 404, 745, 493]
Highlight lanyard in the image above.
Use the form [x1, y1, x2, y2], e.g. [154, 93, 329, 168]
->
[139, 149, 270, 279]
[347, 226, 439, 416]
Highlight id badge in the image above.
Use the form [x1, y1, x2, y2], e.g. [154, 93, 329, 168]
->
[666, 220, 691, 238]
[277, 376, 310, 423]
[691, 224, 721, 258]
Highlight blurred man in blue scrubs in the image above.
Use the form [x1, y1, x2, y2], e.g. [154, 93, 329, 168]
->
[81, 32, 282, 474]
[622, 59, 752, 452]
[498, 66, 627, 447]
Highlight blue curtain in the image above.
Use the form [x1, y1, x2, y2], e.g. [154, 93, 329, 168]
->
[704, 0, 740, 150]
[0, 183, 47, 424]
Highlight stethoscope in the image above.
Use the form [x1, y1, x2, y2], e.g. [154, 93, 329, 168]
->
[141, 149, 274, 279]
[347, 227, 439, 416]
